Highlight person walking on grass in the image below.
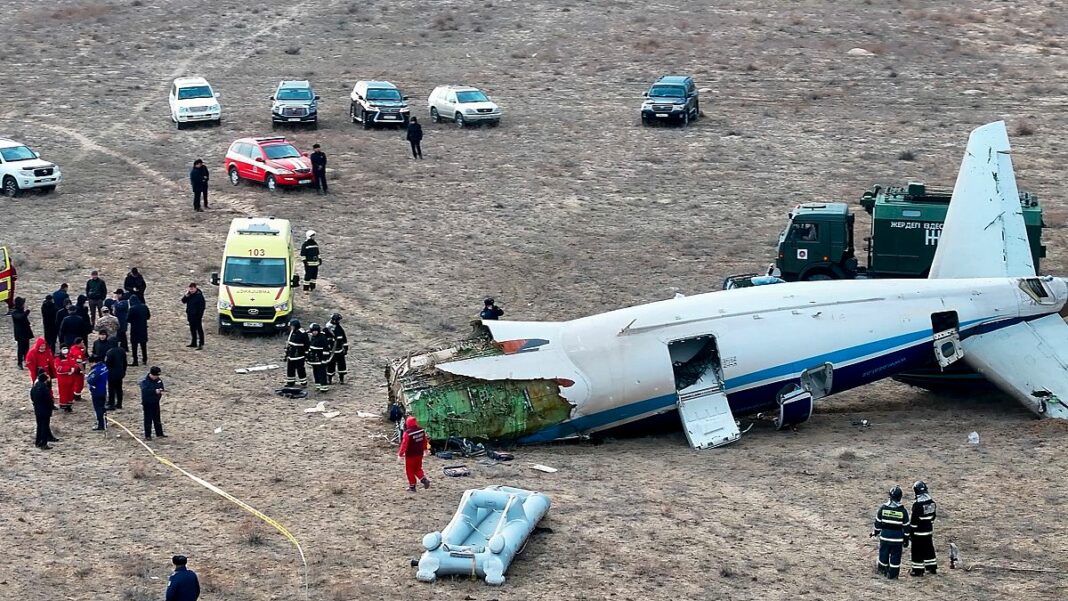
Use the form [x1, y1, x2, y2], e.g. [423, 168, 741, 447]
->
[398, 416, 431, 492]
[406, 116, 423, 159]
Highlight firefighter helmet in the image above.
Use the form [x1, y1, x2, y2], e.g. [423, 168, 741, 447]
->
[889, 485, 903, 503]
[330, 312, 342, 323]
[913, 480, 928, 495]
[288, 319, 301, 329]
[309, 322, 321, 332]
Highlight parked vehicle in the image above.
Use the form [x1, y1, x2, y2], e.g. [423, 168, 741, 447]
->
[224, 136, 315, 192]
[270, 80, 319, 129]
[349, 80, 410, 128]
[169, 76, 221, 129]
[640, 75, 699, 126]
[0, 245, 15, 309]
[210, 218, 299, 334]
[427, 85, 501, 127]
[0, 138, 62, 197]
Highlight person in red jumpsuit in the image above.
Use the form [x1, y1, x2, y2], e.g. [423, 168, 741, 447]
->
[398, 416, 431, 492]
[69, 338, 87, 401]
[54, 347, 79, 412]
[25, 337, 56, 386]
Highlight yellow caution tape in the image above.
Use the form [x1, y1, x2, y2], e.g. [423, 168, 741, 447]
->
[106, 416, 309, 598]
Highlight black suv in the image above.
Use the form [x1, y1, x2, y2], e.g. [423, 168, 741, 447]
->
[641, 75, 700, 126]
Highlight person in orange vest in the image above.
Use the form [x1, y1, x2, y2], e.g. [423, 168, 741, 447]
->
[397, 416, 431, 492]
[54, 346, 79, 412]
[69, 337, 87, 401]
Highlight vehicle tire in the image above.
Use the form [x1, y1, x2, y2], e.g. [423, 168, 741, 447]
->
[271, 121, 278, 131]
[430, 107, 440, 123]
[2, 176, 20, 198]
[310, 120, 318, 130]
[175, 120, 184, 130]
[803, 271, 835, 281]
[266, 174, 278, 192]
[682, 111, 690, 126]
[455, 113, 465, 128]
[488, 120, 500, 128]
[38, 185, 56, 195]
[350, 104, 358, 124]
[362, 109, 372, 130]
[219, 324, 231, 336]
[641, 115, 649, 126]
[228, 166, 241, 186]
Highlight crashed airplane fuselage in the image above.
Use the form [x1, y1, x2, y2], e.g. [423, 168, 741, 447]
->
[387, 121, 1068, 449]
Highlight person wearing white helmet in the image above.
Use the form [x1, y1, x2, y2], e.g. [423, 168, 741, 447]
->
[300, 230, 321, 292]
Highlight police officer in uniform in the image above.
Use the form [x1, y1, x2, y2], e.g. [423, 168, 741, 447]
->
[310, 144, 328, 195]
[479, 297, 504, 320]
[300, 231, 321, 292]
[283, 319, 309, 387]
[871, 485, 910, 579]
[909, 480, 938, 575]
[325, 313, 348, 385]
[306, 323, 332, 392]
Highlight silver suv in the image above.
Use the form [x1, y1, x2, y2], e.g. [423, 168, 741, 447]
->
[271, 80, 319, 129]
[349, 80, 410, 129]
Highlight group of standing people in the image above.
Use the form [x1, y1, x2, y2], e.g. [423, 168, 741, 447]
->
[872, 481, 939, 579]
[283, 313, 348, 392]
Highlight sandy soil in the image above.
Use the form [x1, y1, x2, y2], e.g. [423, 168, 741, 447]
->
[1, 0, 1067, 599]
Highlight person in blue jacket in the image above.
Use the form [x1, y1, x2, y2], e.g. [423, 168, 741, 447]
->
[85, 355, 108, 430]
[166, 555, 200, 601]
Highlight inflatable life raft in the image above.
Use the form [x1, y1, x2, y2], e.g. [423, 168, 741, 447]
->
[416, 485, 550, 585]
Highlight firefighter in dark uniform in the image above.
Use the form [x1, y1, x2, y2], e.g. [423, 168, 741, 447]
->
[283, 319, 309, 387]
[326, 313, 348, 385]
[479, 297, 504, 320]
[300, 230, 320, 292]
[909, 480, 938, 575]
[306, 323, 332, 392]
[310, 144, 328, 194]
[871, 485, 910, 579]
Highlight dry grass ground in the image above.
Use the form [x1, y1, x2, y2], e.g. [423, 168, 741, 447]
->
[1, 1, 1067, 600]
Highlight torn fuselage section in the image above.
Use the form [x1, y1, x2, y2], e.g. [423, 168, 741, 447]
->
[386, 332, 576, 443]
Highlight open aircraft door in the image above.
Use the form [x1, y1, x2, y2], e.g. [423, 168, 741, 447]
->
[931, 311, 964, 368]
[669, 335, 740, 449]
[0, 246, 13, 309]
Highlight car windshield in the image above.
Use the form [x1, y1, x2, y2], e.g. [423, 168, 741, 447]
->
[648, 85, 686, 98]
[0, 146, 36, 162]
[277, 88, 313, 101]
[178, 85, 214, 100]
[264, 144, 301, 159]
[456, 90, 489, 103]
[367, 88, 402, 101]
[223, 257, 287, 287]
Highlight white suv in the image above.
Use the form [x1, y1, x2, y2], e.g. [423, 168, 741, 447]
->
[0, 138, 62, 197]
[428, 85, 501, 127]
[169, 76, 222, 129]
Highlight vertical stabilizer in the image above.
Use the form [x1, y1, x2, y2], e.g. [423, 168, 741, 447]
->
[929, 121, 1035, 279]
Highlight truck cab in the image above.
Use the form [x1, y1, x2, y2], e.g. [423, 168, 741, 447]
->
[775, 203, 856, 281]
[210, 218, 299, 334]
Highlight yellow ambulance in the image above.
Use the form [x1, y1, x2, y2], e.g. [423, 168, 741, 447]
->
[210, 218, 298, 333]
[0, 246, 15, 310]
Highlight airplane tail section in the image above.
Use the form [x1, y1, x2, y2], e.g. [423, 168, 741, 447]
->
[929, 121, 1035, 279]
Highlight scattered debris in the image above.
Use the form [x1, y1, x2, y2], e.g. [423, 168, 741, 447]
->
[529, 464, 557, 473]
[214, 427, 223, 434]
[488, 451, 514, 462]
[968, 431, 980, 445]
[949, 542, 960, 569]
[443, 464, 471, 477]
[235, 364, 280, 374]
[847, 47, 875, 57]
[323, 411, 340, 419]
[356, 410, 377, 418]
[444, 437, 487, 457]
[961, 89, 983, 96]
[851, 419, 871, 427]
[435, 451, 455, 460]
[275, 387, 307, 399]
[304, 401, 327, 414]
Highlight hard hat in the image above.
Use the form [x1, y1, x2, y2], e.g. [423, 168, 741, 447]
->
[309, 322, 321, 331]
[913, 480, 929, 495]
[483, 297, 495, 306]
[888, 485, 903, 503]
[330, 312, 342, 323]
[289, 319, 301, 329]
[306, 230, 316, 239]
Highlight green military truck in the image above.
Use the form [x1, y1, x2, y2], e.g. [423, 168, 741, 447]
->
[774, 182, 1045, 281]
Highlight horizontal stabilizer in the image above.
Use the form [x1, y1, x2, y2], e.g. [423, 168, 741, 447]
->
[929, 121, 1035, 279]
[962, 315, 1068, 418]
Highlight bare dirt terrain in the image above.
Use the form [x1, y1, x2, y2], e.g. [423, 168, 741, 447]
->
[1, 0, 1067, 599]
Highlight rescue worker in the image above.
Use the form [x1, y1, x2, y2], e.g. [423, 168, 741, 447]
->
[31, 370, 57, 449]
[54, 346, 79, 412]
[10, 296, 33, 369]
[310, 144, 328, 194]
[166, 555, 200, 601]
[406, 116, 423, 159]
[140, 366, 166, 440]
[190, 158, 210, 211]
[871, 485, 910, 579]
[127, 295, 151, 366]
[69, 337, 87, 401]
[479, 297, 504, 320]
[105, 342, 127, 410]
[124, 268, 147, 302]
[306, 323, 332, 392]
[25, 337, 56, 387]
[96, 306, 120, 340]
[86, 355, 108, 431]
[909, 480, 938, 575]
[85, 270, 108, 326]
[41, 294, 58, 352]
[283, 319, 309, 387]
[300, 231, 320, 292]
[325, 313, 348, 384]
[180, 282, 205, 349]
[398, 416, 431, 492]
